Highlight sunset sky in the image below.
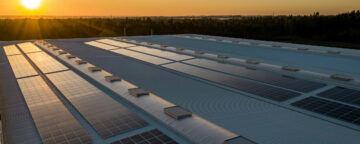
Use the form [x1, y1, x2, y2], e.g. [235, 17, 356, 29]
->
[0, 0, 359, 16]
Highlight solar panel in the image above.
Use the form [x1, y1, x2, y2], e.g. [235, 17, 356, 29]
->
[3, 45, 21, 56]
[27, 52, 68, 74]
[184, 59, 326, 93]
[163, 63, 300, 102]
[128, 46, 193, 61]
[46, 71, 148, 138]
[85, 41, 119, 50]
[292, 97, 360, 125]
[6, 55, 38, 78]
[18, 42, 42, 53]
[111, 49, 172, 65]
[318, 87, 360, 107]
[17, 76, 92, 144]
[97, 39, 135, 48]
[110, 129, 178, 144]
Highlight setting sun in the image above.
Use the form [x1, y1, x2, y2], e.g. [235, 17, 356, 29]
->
[21, 0, 41, 10]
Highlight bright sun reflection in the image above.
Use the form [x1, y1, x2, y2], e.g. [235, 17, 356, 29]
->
[21, 0, 42, 10]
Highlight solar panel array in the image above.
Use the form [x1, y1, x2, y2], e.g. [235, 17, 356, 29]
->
[184, 59, 326, 92]
[318, 87, 360, 107]
[17, 76, 92, 144]
[292, 97, 360, 125]
[110, 129, 178, 144]
[164, 63, 300, 102]
[97, 39, 135, 48]
[128, 46, 193, 61]
[26, 52, 68, 74]
[111, 49, 172, 65]
[6, 55, 38, 78]
[46, 71, 148, 138]
[85, 41, 119, 50]
[3, 45, 21, 56]
[17, 42, 42, 53]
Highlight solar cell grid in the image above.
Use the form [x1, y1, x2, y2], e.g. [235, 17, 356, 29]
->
[18, 42, 42, 53]
[85, 41, 119, 50]
[318, 87, 360, 106]
[128, 46, 193, 61]
[17, 76, 92, 144]
[3, 45, 21, 56]
[6, 55, 38, 78]
[110, 129, 178, 144]
[46, 71, 148, 138]
[163, 62, 300, 102]
[292, 96, 360, 126]
[184, 59, 326, 93]
[97, 39, 136, 48]
[111, 49, 172, 65]
[27, 52, 68, 74]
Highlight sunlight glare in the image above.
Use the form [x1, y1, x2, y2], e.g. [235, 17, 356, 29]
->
[21, 0, 42, 10]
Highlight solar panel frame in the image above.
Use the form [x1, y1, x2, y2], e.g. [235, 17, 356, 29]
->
[128, 46, 193, 61]
[163, 62, 300, 102]
[318, 87, 360, 107]
[17, 76, 92, 144]
[111, 49, 173, 65]
[26, 52, 68, 74]
[292, 96, 360, 125]
[46, 71, 148, 138]
[184, 59, 326, 93]
[6, 55, 38, 78]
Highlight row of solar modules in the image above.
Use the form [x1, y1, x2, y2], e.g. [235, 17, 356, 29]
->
[4, 43, 92, 144]
[86, 39, 326, 102]
[3, 43, 179, 144]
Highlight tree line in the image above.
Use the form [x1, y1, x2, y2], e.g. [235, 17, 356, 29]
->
[0, 10, 359, 49]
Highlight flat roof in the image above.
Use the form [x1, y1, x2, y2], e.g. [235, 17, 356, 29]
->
[1, 35, 360, 144]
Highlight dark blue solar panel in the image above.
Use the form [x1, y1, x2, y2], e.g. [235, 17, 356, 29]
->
[164, 63, 300, 102]
[318, 87, 360, 106]
[292, 96, 360, 125]
[184, 59, 326, 93]
[110, 129, 178, 144]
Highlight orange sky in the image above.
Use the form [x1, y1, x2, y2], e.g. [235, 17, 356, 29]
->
[0, 0, 359, 16]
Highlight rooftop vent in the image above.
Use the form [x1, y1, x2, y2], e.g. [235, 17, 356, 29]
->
[330, 74, 353, 81]
[250, 43, 259, 46]
[217, 55, 230, 59]
[52, 47, 60, 51]
[327, 50, 341, 54]
[232, 41, 239, 44]
[66, 55, 76, 59]
[88, 67, 102, 72]
[246, 60, 261, 64]
[224, 136, 257, 144]
[147, 42, 153, 45]
[160, 45, 168, 48]
[58, 50, 67, 55]
[176, 48, 185, 51]
[164, 106, 192, 120]
[194, 51, 205, 55]
[75, 60, 87, 65]
[104, 75, 122, 83]
[272, 45, 282, 48]
[47, 44, 52, 47]
[282, 66, 300, 72]
[128, 88, 150, 97]
[297, 48, 309, 51]
[136, 40, 142, 43]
